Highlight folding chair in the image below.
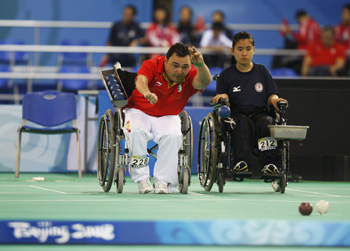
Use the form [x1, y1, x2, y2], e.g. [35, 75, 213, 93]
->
[15, 90, 82, 178]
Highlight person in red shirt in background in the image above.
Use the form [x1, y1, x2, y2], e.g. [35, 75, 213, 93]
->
[123, 43, 211, 194]
[301, 26, 346, 76]
[335, 4, 350, 50]
[146, 6, 181, 58]
[280, 9, 321, 50]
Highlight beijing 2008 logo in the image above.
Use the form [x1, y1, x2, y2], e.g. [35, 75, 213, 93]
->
[255, 82, 263, 93]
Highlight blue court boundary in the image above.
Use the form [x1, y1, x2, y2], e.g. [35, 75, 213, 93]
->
[1, 219, 349, 246]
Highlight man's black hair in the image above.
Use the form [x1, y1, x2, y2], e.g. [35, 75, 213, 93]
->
[166, 43, 190, 59]
[124, 5, 137, 16]
[322, 26, 335, 36]
[295, 9, 308, 19]
[343, 4, 350, 12]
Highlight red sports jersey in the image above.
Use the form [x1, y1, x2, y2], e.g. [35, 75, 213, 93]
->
[334, 23, 350, 49]
[124, 56, 200, 117]
[307, 41, 346, 66]
[293, 18, 321, 50]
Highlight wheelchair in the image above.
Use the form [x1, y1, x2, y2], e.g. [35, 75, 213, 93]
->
[198, 76, 308, 194]
[96, 63, 193, 194]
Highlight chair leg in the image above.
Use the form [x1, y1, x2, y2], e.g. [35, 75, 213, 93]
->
[76, 130, 82, 178]
[15, 129, 22, 178]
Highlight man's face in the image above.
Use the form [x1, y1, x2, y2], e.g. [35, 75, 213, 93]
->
[164, 53, 191, 83]
[321, 30, 335, 47]
[123, 8, 135, 24]
[231, 39, 255, 66]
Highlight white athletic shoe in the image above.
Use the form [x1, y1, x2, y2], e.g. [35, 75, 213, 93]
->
[138, 177, 153, 194]
[154, 179, 169, 194]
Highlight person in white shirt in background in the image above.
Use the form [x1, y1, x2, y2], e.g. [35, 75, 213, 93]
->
[199, 22, 232, 67]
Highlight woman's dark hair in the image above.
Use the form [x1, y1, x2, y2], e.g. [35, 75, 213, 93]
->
[231, 31, 255, 64]
[166, 42, 190, 59]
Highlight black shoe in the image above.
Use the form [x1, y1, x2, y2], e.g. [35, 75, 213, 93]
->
[262, 164, 279, 175]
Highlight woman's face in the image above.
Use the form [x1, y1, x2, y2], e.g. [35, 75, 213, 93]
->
[154, 9, 167, 24]
[231, 38, 255, 66]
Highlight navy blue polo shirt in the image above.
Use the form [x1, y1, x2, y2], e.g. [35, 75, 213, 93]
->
[216, 63, 278, 110]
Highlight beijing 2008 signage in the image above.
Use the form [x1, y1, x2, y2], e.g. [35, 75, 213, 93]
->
[0, 220, 350, 246]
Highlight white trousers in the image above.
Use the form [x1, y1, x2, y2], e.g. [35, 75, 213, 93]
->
[123, 108, 182, 193]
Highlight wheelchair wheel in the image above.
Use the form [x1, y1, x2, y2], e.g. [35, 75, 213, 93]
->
[217, 171, 225, 193]
[179, 168, 190, 194]
[114, 109, 125, 194]
[272, 140, 290, 193]
[178, 110, 193, 194]
[115, 168, 124, 194]
[97, 109, 116, 192]
[198, 113, 218, 192]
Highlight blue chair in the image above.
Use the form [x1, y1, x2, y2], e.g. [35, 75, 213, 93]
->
[15, 90, 82, 178]
[0, 40, 30, 67]
[270, 67, 299, 77]
[0, 64, 11, 88]
[205, 67, 224, 93]
[58, 40, 92, 67]
[57, 65, 91, 92]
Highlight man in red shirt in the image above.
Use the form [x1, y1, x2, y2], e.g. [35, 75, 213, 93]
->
[301, 26, 346, 76]
[123, 43, 211, 194]
[335, 4, 350, 50]
[280, 10, 321, 50]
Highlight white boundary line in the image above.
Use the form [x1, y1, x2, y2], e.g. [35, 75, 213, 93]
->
[287, 188, 348, 198]
[28, 185, 67, 194]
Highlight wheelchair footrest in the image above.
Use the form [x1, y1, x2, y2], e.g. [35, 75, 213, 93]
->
[260, 173, 283, 183]
[228, 171, 253, 182]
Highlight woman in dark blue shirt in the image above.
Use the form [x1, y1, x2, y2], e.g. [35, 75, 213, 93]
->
[212, 31, 288, 176]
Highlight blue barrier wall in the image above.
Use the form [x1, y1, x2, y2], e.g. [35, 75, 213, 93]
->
[0, 0, 348, 68]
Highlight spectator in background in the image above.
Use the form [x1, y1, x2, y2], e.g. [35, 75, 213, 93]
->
[146, 6, 180, 58]
[301, 26, 346, 77]
[199, 22, 232, 67]
[100, 5, 145, 67]
[280, 9, 321, 50]
[211, 10, 233, 40]
[335, 4, 350, 50]
[177, 6, 197, 46]
[273, 9, 321, 74]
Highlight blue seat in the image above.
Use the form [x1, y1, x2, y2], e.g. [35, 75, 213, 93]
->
[205, 67, 224, 93]
[0, 64, 11, 88]
[15, 90, 82, 178]
[0, 40, 30, 66]
[270, 67, 299, 77]
[58, 40, 92, 67]
[57, 65, 91, 92]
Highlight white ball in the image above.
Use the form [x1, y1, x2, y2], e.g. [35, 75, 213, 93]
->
[315, 200, 330, 215]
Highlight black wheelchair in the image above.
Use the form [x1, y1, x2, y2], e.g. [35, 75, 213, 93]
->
[97, 63, 193, 194]
[197, 76, 308, 194]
